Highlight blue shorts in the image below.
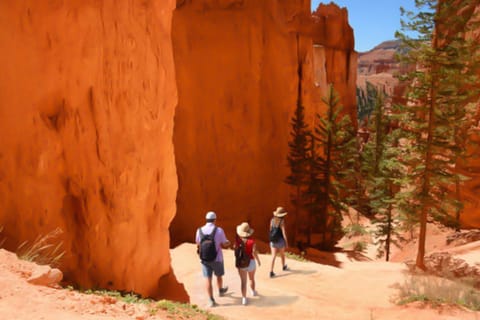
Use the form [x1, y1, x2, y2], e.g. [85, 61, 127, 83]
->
[240, 259, 256, 272]
[201, 260, 225, 278]
[270, 238, 286, 249]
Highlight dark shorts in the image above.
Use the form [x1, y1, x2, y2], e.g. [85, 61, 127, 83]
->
[270, 238, 286, 249]
[201, 260, 225, 278]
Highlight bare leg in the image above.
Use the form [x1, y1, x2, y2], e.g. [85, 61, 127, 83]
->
[216, 275, 224, 291]
[248, 269, 256, 293]
[270, 247, 278, 273]
[206, 277, 213, 300]
[279, 247, 286, 268]
[238, 269, 248, 298]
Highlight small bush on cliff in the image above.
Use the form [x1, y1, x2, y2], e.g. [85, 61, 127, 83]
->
[16, 227, 65, 267]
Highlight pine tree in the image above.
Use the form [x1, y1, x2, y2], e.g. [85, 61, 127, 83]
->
[285, 59, 312, 243]
[396, 0, 480, 269]
[357, 81, 382, 125]
[362, 91, 408, 261]
[314, 84, 358, 249]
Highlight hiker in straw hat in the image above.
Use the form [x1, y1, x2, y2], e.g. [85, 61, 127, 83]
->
[235, 222, 261, 306]
[269, 206, 289, 278]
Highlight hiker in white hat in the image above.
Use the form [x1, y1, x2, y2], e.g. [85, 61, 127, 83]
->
[235, 222, 261, 306]
[269, 206, 289, 278]
[195, 211, 231, 307]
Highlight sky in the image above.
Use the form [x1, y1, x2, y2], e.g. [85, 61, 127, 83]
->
[311, 0, 418, 52]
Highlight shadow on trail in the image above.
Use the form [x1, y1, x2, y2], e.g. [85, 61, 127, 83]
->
[303, 249, 342, 268]
[213, 292, 298, 307]
[342, 249, 373, 262]
[253, 293, 299, 307]
[270, 268, 317, 278]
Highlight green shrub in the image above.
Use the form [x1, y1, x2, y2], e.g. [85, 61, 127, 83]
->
[82, 289, 153, 304]
[151, 300, 225, 319]
[344, 223, 368, 238]
[285, 251, 308, 262]
[395, 275, 480, 311]
[353, 241, 367, 252]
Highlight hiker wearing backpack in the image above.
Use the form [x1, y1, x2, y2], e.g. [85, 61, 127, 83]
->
[269, 206, 289, 278]
[235, 222, 261, 306]
[195, 211, 231, 307]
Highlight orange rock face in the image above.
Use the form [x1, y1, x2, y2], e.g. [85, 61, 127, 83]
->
[170, 1, 357, 245]
[0, 0, 358, 299]
[456, 3, 480, 229]
[310, 3, 357, 121]
[0, 0, 186, 300]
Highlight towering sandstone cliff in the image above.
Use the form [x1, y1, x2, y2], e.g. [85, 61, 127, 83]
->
[170, 0, 357, 245]
[0, 0, 357, 298]
[0, 0, 187, 300]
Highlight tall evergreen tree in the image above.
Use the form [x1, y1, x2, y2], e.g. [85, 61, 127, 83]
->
[357, 81, 384, 124]
[362, 91, 408, 261]
[396, 0, 480, 269]
[285, 59, 312, 243]
[314, 84, 358, 249]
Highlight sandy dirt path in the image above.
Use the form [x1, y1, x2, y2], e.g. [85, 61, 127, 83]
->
[171, 243, 480, 320]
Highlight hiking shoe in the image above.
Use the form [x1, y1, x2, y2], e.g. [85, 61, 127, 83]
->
[242, 297, 248, 306]
[283, 264, 289, 271]
[269, 271, 275, 278]
[219, 286, 228, 296]
[208, 298, 216, 308]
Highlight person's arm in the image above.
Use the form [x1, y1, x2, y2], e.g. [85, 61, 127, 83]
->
[218, 228, 231, 249]
[222, 239, 231, 249]
[281, 221, 288, 248]
[195, 228, 200, 253]
[195, 228, 200, 244]
[253, 243, 261, 266]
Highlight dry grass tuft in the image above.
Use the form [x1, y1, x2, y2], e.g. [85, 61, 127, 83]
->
[395, 274, 480, 311]
[16, 227, 65, 267]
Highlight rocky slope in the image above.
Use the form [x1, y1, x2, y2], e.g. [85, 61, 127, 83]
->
[356, 40, 409, 104]
[1, 225, 479, 320]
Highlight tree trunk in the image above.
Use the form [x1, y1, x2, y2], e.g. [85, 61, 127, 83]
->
[415, 208, 428, 270]
[455, 174, 461, 231]
[385, 194, 393, 262]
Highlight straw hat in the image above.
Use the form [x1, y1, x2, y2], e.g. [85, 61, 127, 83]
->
[236, 222, 254, 238]
[273, 206, 288, 217]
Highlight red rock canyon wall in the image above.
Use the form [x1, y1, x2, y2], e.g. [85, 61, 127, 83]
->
[170, 0, 357, 245]
[0, 0, 359, 299]
[0, 0, 187, 300]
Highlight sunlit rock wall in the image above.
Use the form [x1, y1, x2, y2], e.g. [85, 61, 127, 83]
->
[310, 3, 357, 123]
[0, 0, 187, 300]
[456, 2, 480, 229]
[170, 0, 356, 245]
